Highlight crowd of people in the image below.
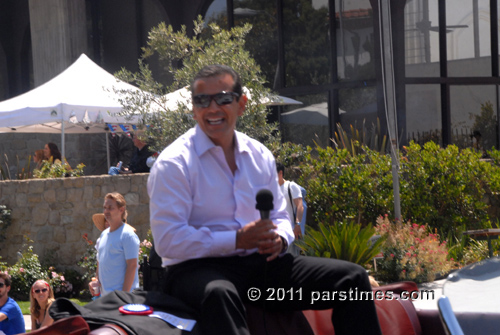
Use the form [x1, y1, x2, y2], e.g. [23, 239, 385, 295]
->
[1, 65, 380, 334]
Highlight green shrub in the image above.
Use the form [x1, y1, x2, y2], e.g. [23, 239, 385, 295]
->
[34, 158, 85, 178]
[296, 220, 385, 267]
[400, 142, 498, 238]
[298, 141, 500, 241]
[0, 205, 12, 248]
[298, 145, 394, 227]
[3, 238, 47, 301]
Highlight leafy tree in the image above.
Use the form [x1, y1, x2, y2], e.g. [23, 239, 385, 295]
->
[115, 17, 281, 152]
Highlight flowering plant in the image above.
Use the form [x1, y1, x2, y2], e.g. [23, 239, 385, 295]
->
[48, 267, 74, 297]
[139, 229, 153, 262]
[375, 215, 455, 283]
[0, 236, 76, 299]
[78, 234, 97, 283]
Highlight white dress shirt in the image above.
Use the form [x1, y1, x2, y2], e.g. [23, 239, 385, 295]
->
[148, 125, 294, 266]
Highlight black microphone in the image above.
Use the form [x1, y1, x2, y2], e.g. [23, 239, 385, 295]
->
[256, 189, 274, 220]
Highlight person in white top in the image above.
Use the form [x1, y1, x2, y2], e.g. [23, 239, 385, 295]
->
[147, 64, 382, 335]
[276, 162, 304, 255]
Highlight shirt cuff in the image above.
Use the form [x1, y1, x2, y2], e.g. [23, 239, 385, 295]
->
[212, 231, 238, 254]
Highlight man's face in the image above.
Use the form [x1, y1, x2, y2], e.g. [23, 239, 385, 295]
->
[277, 170, 284, 185]
[192, 74, 247, 148]
[103, 198, 124, 224]
[131, 134, 145, 148]
[0, 278, 9, 299]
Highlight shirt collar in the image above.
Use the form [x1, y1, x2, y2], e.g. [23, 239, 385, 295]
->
[193, 124, 252, 157]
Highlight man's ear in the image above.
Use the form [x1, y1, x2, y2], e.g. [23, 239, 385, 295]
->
[238, 94, 248, 116]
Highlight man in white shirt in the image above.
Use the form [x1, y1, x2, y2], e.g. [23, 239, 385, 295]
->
[276, 162, 304, 255]
[148, 64, 381, 335]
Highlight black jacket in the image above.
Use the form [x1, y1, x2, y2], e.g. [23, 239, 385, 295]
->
[49, 290, 200, 335]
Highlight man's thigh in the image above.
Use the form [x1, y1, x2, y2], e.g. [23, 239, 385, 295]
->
[164, 255, 266, 306]
[258, 254, 371, 311]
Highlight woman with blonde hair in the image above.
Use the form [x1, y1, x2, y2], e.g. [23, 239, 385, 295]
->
[33, 149, 45, 169]
[30, 279, 55, 330]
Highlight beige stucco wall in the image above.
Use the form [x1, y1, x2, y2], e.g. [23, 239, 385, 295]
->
[0, 174, 150, 268]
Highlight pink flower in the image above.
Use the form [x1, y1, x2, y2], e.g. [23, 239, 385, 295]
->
[60, 276, 65, 281]
[19, 268, 25, 273]
[52, 271, 58, 278]
[390, 253, 394, 258]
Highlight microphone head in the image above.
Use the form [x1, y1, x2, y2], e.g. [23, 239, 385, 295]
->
[256, 189, 274, 211]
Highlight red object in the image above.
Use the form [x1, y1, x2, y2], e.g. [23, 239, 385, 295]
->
[118, 304, 153, 315]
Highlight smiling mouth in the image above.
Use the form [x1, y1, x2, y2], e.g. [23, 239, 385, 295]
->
[207, 118, 224, 125]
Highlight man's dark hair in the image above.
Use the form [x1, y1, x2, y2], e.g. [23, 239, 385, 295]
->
[276, 162, 285, 174]
[191, 65, 243, 98]
[0, 273, 11, 287]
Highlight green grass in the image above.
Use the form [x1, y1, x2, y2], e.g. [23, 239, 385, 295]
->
[18, 298, 90, 315]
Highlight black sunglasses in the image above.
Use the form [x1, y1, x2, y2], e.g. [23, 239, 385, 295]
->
[192, 91, 240, 108]
[0, 283, 5, 288]
[34, 288, 48, 294]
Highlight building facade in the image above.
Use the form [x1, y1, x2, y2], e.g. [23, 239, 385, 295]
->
[1, 0, 499, 169]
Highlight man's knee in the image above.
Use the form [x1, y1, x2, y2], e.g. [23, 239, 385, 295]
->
[203, 280, 241, 304]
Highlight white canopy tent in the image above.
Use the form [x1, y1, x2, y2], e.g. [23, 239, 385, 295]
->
[0, 53, 142, 165]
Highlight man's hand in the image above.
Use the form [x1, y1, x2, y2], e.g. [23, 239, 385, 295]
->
[293, 224, 302, 239]
[236, 219, 283, 261]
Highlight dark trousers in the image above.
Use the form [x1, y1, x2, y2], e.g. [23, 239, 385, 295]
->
[164, 253, 382, 335]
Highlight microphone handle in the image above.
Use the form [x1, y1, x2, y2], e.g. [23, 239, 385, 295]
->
[259, 210, 270, 220]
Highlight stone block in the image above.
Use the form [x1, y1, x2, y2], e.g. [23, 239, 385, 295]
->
[15, 181, 29, 193]
[53, 227, 66, 244]
[28, 194, 42, 203]
[72, 178, 85, 188]
[28, 180, 45, 194]
[36, 226, 53, 241]
[93, 186, 101, 198]
[124, 192, 139, 206]
[66, 228, 82, 243]
[49, 211, 61, 225]
[56, 189, 67, 202]
[15, 193, 28, 207]
[32, 205, 49, 225]
[67, 188, 83, 202]
[83, 186, 94, 200]
[44, 189, 57, 202]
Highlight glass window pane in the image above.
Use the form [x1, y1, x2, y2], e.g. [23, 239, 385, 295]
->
[446, 0, 491, 77]
[282, 0, 331, 87]
[234, 1, 278, 89]
[405, 0, 440, 77]
[205, 0, 227, 25]
[338, 86, 377, 134]
[280, 93, 330, 148]
[335, 0, 375, 81]
[450, 86, 497, 151]
[406, 84, 442, 145]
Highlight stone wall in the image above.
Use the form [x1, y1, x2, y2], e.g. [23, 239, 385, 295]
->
[0, 173, 150, 269]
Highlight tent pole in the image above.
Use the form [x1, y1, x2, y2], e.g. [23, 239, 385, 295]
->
[61, 121, 65, 161]
[106, 132, 110, 169]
